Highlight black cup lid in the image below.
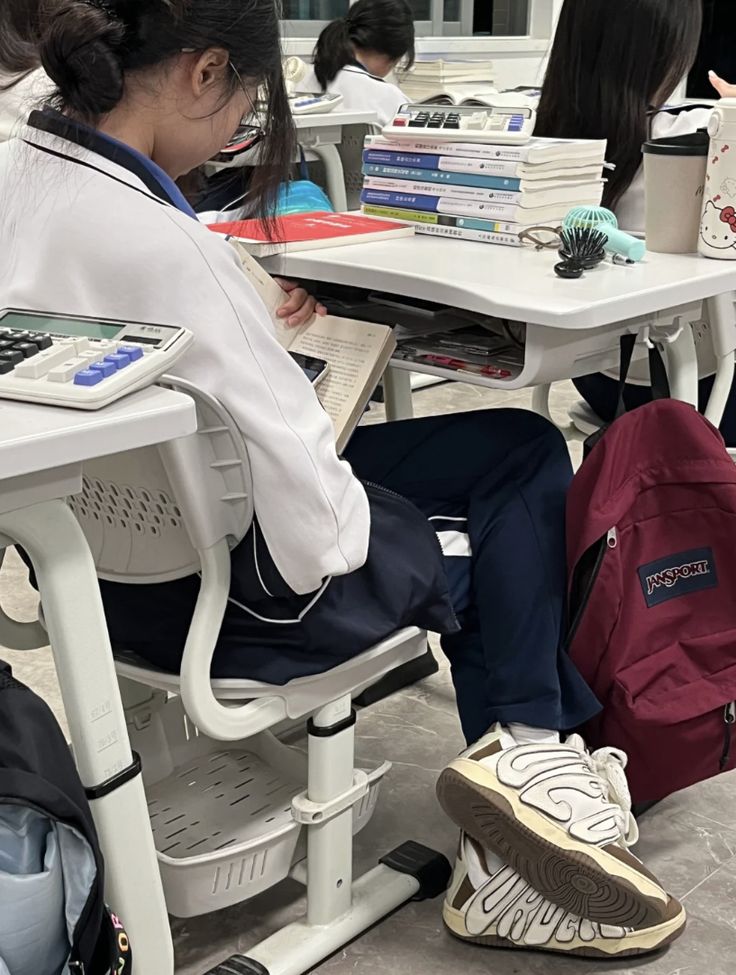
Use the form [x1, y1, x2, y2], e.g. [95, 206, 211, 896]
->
[642, 130, 710, 156]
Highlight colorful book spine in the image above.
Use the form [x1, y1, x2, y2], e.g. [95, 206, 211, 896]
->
[361, 204, 521, 235]
[362, 162, 520, 190]
[360, 188, 504, 217]
[364, 148, 516, 176]
[415, 222, 522, 247]
[366, 137, 607, 165]
[366, 138, 535, 161]
[362, 176, 520, 204]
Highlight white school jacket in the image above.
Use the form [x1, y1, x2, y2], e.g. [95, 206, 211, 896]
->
[0, 69, 53, 143]
[301, 63, 407, 128]
[0, 122, 370, 594]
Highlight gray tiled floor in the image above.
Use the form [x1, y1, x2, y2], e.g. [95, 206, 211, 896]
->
[1, 381, 734, 974]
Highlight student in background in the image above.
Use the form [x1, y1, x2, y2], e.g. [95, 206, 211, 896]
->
[301, 0, 414, 127]
[534, 0, 736, 437]
[536, 0, 706, 233]
[0, 0, 53, 142]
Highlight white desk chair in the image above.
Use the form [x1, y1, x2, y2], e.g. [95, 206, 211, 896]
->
[40, 377, 447, 975]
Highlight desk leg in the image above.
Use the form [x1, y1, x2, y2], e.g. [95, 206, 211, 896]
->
[0, 500, 174, 975]
[383, 367, 414, 421]
[665, 322, 699, 407]
[531, 384, 553, 422]
[309, 144, 348, 212]
[705, 293, 736, 428]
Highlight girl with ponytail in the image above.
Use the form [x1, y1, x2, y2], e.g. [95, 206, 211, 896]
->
[301, 0, 415, 126]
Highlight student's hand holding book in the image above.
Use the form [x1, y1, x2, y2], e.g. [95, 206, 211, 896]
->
[274, 278, 328, 328]
[710, 70, 736, 99]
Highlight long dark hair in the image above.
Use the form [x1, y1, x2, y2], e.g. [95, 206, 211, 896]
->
[37, 0, 294, 221]
[313, 0, 415, 90]
[0, 0, 44, 89]
[535, 0, 703, 210]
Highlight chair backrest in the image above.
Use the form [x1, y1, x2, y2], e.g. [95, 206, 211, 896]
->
[67, 378, 254, 584]
[339, 123, 379, 211]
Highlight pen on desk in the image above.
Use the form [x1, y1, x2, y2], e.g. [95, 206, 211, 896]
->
[419, 355, 512, 379]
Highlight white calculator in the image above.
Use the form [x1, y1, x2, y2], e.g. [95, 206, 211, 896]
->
[290, 92, 344, 115]
[0, 309, 194, 409]
[383, 102, 536, 144]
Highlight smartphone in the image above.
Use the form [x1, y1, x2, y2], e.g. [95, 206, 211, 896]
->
[289, 352, 330, 386]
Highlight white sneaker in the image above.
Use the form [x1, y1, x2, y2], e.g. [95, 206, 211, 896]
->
[444, 834, 686, 958]
[436, 726, 668, 928]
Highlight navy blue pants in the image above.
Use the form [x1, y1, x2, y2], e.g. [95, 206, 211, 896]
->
[574, 372, 736, 447]
[345, 410, 600, 743]
[100, 409, 600, 745]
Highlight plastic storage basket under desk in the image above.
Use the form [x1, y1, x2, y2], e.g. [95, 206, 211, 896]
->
[125, 690, 388, 918]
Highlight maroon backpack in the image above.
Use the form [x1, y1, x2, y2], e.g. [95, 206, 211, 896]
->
[566, 396, 736, 803]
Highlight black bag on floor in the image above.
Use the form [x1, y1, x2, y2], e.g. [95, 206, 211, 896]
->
[0, 660, 132, 975]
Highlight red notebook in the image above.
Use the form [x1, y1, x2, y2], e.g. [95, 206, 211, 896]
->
[208, 211, 414, 256]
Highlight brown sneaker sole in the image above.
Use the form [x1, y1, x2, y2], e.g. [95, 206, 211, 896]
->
[442, 897, 686, 958]
[437, 761, 668, 929]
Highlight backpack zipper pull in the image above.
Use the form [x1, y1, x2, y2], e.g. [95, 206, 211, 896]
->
[607, 527, 618, 549]
[720, 702, 736, 771]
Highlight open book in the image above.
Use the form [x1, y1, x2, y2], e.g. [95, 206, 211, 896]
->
[232, 242, 396, 452]
[404, 86, 500, 108]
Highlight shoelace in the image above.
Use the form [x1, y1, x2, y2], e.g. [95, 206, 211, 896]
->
[567, 735, 640, 849]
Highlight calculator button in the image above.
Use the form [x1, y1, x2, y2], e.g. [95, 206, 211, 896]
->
[74, 369, 105, 387]
[105, 352, 131, 369]
[0, 360, 13, 376]
[118, 345, 144, 362]
[0, 350, 23, 366]
[28, 333, 53, 350]
[47, 357, 88, 382]
[14, 346, 76, 378]
[14, 342, 40, 358]
[90, 360, 117, 378]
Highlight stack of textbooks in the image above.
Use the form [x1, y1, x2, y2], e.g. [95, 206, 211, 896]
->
[360, 136, 607, 246]
[399, 59, 496, 105]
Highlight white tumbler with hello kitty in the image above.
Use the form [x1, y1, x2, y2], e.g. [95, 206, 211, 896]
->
[699, 98, 736, 259]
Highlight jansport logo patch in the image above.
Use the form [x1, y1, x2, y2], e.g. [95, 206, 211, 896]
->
[638, 547, 718, 607]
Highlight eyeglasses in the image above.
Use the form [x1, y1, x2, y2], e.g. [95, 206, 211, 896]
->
[221, 61, 267, 157]
[518, 226, 563, 250]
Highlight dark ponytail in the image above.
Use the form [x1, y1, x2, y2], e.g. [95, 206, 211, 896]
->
[313, 18, 353, 91]
[35, 0, 295, 223]
[313, 0, 415, 90]
[0, 0, 45, 89]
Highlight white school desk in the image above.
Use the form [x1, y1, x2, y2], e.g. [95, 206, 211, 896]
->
[211, 110, 378, 212]
[0, 387, 197, 974]
[296, 110, 377, 212]
[263, 238, 736, 423]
